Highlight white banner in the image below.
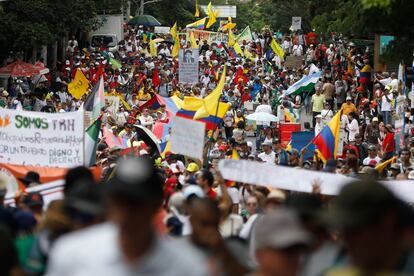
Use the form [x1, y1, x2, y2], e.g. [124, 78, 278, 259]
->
[171, 116, 205, 160]
[179, 48, 199, 84]
[218, 159, 351, 195]
[292, 17, 302, 31]
[218, 159, 414, 203]
[0, 109, 84, 167]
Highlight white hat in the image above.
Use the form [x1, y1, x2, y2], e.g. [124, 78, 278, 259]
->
[2, 91, 8, 97]
[372, 117, 379, 122]
[408, 170, 414, 180]
[346, 96, 352, 101]
[183, 185, 204, 200]
[315, 114, 322, 119]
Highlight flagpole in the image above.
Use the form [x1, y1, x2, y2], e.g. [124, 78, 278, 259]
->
[205, 96, 222, 169]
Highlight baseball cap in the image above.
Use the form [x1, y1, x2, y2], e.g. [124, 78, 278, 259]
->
[315, 114, 322, 119]
[368, 144, 377, 151]
[372, 117, 379, 122]
[266, 189, 286, 203]
[23, 192, 44, 208]
[346, 96, 352, 101]
[390, 163, 400, 171]
[327, 180, 402, 231]
[186, 162, 200, 173]
[254, 208, 311, 250]
[183, 185, 204, 201]
[262, 141, 272, 147]
[107, 157, 164, 203]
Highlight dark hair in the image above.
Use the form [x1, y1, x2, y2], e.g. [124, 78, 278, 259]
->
[200, 169, 214, 187]
[237, 120, 245, 129]
[64, 167, 94, 196]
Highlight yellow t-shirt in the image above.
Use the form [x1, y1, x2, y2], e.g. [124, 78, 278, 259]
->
[341, 102, 357, 115]
[312, 94, 325, 112]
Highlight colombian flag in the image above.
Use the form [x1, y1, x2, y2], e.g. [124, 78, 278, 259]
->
[359, 64, 372, 84]
[176, 97, 229, 130]
[186, 17, 207, 30]
[312, 109, 343, 163]
[139, 95, 183, 121]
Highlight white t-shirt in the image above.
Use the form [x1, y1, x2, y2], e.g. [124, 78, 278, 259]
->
[381, 93, 393, 112]
[258, 151, 276, 164]
[255, 104, 272, 114]
[363, 156, 382, 166]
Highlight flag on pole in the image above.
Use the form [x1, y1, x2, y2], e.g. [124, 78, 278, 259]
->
[152, 69, 161, 88]
[235, 26, 253, 43]
[68, 69, 89, 100]
[270, 38, 285, 58]
[206, 2, 217, 28]
[170, 22, 177, 39]
[172, 34, 180, 58]
[375, 156, 397, 172]
[150, 38, 157, 57]
[284, 72, 322, 97]
[228, 29, 236, 47]
[84, 76, 105, 120]
[109, 58, 122, 70]
[190, 32, 198, 49]
[195, 0, 200, 17]
[194, 66, 227, 119]
[84, 116, 102, 167]
[186, 17, 207, 29]
[312, 109, 343, 163]
[222, 17, 236, 31]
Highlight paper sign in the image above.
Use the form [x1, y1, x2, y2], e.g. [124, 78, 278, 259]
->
[170, 116, 205, 160]
[0, 109, 84, 167]
[337, 119, 346, 155]
[292, 17, 302, 31]
[179, 48, 199, 84]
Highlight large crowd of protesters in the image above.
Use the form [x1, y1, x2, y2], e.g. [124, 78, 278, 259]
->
[1, 21, 414, 276]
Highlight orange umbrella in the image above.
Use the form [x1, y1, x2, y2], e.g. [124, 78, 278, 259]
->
[0, 60, 42, 77]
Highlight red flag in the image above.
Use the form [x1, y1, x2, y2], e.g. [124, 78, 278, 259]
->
[234, 67, 248, 84]
[152, 69, 161, 88]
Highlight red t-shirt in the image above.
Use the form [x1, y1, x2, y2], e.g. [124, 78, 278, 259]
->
[207, 188, 217, 200]
[382, 133, 395, 153]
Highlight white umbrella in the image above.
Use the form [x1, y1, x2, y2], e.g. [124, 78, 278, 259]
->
[246, 112, 278, 123]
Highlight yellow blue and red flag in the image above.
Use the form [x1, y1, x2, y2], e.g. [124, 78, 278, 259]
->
[312, 108, 343, 163]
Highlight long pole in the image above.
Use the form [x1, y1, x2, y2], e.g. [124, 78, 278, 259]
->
[205, 96, 222, 169]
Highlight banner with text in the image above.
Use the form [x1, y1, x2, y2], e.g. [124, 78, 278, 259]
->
[179, 48, 199, 84]
[186, 29, 228, 44]
[0, 109, 84, 167]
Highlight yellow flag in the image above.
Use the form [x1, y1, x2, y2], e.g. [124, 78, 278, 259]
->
[270, 37, 285, 58]
[195, 0, 199, 17]
[244, 48, 252, 59]
[143, 34, 147, 44]
[194, 66, 227, 119]
[189, 32, 198, 49]
[172, 34, 180, 58]
[150, 38, 156, 57]
[206, 2, 217, 28]
[68, 69, 89, 100]
[228, 29, 235, 47]
[170, 22, 177, 39]
[223, 16, 236, 31]
[375, 156, 397, 172]
[233, 42, 244, 56]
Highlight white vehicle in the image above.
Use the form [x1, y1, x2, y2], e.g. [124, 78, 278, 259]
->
[90, 14, 124, 52]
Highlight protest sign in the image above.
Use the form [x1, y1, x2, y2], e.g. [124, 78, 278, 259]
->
[219, 159, 414, 203]
[218, 159, 351, 195]
[290, 131, 315, 160]
[154, 26, 170, 34]
[292, 17, 302, 30]
[105, 96, 120, 115]
[0, 109, 84, 167]
[179, 48, 199, 84]
[170, 116, 205, 160]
